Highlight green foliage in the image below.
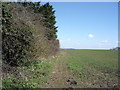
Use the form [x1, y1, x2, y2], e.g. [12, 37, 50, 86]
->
[2, 2, 59, 88]
[2, 3, 34, 66]
[40, 2, 58, 40]
[19, 2, 58, 40]
[2, 2, 59, 66]
[2, 57, 57, 88]
[3, 77, 39, 88]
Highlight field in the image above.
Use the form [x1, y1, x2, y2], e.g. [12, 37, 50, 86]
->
[3, 49, 118, 88]
[43, 49, 118, 88]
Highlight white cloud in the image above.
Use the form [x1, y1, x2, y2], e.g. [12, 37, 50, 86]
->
[88, 34, 94, 38]
[99, 40, 109, 46]
[100, 40, 108, 43]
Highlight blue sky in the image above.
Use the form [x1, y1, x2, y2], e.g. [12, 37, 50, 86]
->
[48, 2, 118, 49]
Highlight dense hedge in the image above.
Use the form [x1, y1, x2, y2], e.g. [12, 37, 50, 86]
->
[2, 2, 59, 66]
[2, 3, 34, 66]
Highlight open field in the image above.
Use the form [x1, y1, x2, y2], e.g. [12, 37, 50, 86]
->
[65, 49, 118, 75]
[43, 49, 118, 88]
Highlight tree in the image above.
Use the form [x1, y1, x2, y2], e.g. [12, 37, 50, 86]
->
[17, 2, 58, 40]
[39, 2, 58, 40]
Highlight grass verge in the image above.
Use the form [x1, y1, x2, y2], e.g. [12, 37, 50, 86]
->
[2, 56, 58, 88]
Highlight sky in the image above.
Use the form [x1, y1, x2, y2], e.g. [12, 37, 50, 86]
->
[44, 2, 118, 49]
[5, 1, 118, 50]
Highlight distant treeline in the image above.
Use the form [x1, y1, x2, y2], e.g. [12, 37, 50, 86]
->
[110, 47, 120, 50]
[2, 2, 59, 66]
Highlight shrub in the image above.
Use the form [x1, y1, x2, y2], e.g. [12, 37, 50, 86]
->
[2, 3, 34, 66]
[2, 2, 59, 66]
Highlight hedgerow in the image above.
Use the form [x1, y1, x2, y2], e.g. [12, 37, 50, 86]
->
[2, 2, 59, 66]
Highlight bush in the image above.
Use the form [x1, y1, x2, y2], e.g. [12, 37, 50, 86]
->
[2, 3, 34, 66]
[2, 2, 59, 66]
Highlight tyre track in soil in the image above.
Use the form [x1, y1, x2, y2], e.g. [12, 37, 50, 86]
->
[42, 51, 78, 88]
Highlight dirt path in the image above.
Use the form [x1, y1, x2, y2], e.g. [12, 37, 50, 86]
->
[43, 52, 78, 88]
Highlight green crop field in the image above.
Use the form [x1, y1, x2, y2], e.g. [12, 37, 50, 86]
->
[58, 49, 118, 88]
[64, 49, 118, 75]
